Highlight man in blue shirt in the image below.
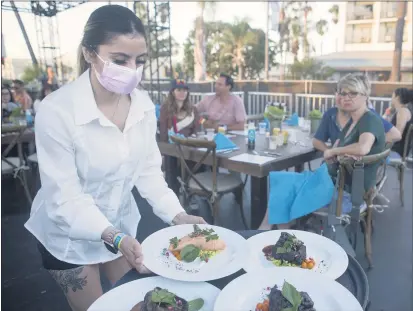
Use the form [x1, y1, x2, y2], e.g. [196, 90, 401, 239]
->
[313, 92, 401, 152]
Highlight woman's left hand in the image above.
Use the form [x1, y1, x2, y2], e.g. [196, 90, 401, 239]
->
[172, 212, 207, 225]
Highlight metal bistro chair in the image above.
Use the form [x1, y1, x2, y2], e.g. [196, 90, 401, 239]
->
[170, 135, 248, 228]
[324, 148, 391, 269]
[388, 124, 413, 206]
[1, 126, 33, 204]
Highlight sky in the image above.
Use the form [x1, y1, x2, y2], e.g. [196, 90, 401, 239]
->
[1, 1, 338, 68]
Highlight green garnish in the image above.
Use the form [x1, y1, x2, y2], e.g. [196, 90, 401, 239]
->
[151, 288, 176, 305]
[150, 288, 204, 310]
[205, 234, 219, 242]
[189, 225, 220, 241]
[169, 237, 179, 249]
[180, 244, 201, 262]
[281, 281, 303, 311]
[188, 298, 204, 311]
[276, 234, 302, 254]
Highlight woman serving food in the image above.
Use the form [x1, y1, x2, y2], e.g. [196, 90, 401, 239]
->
[24, 5, 205, 311]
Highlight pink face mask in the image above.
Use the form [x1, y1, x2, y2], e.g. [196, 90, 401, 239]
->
[94, 53, 143, 95]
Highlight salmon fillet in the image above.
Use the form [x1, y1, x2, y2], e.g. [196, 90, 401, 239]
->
[168, 235, 226, 252]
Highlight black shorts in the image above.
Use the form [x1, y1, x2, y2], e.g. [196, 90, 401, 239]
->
[37, 242, 81, 271]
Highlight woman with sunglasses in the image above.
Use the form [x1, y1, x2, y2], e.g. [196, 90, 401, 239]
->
[24, 6, 205, 311]
[159, 79, 200, 142]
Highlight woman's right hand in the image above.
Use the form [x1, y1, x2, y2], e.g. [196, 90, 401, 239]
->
[118, 235, 149, 273]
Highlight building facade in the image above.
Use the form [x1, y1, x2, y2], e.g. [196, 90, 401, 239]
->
[319, 1, 413, 82]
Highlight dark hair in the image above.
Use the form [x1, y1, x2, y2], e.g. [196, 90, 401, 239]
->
[219, 73, 234, 90]
[38, 84, 55, 100]
[12, 79, 24, 87]
[78, 5, 146, 75]
[394, 88, 413, 105]
[1, 85, 15, 103]
[164, 88, 193, 119]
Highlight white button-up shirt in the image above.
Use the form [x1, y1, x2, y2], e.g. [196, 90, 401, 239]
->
[25, 70, 184, 265]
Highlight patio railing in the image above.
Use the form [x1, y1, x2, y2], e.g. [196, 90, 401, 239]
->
[247, 92, 294, 116]
[146, 90, 391, 118]
[148, 91, 244, 106]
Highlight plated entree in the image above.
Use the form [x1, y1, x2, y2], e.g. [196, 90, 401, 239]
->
[262, 232, 316, 269]
[131, 287, 204, 311]
[166, 225, 226, 263]
[255, 281, 316, 311]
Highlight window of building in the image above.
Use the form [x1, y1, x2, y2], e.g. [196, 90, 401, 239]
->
[379, 22, 408, 42]
[380, 1, 397, 18]
[346, 24, 372, 43]
[347, 1, 374, 21]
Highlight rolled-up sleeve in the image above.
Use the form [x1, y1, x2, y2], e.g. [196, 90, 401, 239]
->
[234, 96, 247, 123]
[135, 112, 185, 223]
[314, 113, 330, 142]
[35, 106, 112, 241]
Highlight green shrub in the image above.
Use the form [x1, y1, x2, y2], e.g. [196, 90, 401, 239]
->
[309, 109, 323, 119]
[264, 106, 285, 120]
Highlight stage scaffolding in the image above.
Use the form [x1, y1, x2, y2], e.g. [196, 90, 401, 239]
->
[134, 1, 173, 104]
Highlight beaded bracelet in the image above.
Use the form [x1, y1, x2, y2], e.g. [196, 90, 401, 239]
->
[113, 233, 126, 251]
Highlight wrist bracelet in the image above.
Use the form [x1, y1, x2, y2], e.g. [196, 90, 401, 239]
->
[113, 233, 126, 251]
[103, 227, 121, 244]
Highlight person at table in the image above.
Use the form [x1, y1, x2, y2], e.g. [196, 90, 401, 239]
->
[388, 88, 413, 157]
[258, 74, 385, 230]
[24, 5, 206, 311]
[33, 84, 56, 114]
[196, 73, 246, 131]
[11, 79, 33, 112]
[159, 79, 200, 142]
[2, 85, 21, 117]
[312, 87, 400, 152]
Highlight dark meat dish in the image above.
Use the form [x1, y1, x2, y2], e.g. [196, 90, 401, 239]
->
[269, 285, 316, 311]
[131, 287, 188, 311]
[264, 232, 307, 266]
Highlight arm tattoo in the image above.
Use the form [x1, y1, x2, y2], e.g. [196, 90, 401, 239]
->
[49, 267, 88, 294]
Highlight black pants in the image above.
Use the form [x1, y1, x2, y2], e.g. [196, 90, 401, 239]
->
[37, 242, 81, 270]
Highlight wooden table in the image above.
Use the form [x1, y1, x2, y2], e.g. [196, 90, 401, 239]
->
[158, 132, 321, 228]
[2, 126, 35, 145]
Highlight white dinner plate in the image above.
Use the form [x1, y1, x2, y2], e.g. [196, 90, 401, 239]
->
[214, 268, 363, 311]
[141, 224, 247, 282]
[244, 230, 349, 279]
[88, 276, 220, 311]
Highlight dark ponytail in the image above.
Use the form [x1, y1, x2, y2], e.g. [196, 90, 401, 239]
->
[77, 5, 146, 76]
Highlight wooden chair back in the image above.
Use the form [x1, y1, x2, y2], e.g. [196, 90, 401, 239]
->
[402, 124, 413, 160]
[169, 135, 218, 195]
[1, 126, 26, 171]
[335, 147, 391, 216]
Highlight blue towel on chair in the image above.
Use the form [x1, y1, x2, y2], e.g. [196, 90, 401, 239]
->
[214, 132, 238, 152]
[268, 163, 334, 224]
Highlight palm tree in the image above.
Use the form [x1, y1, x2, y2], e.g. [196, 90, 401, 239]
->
[315, 19, 328, 55]
[221, 18, 257, 80]
[302, 1, 312, 59]
[329, 4, 339, 24]
[390, 1, 407, 82]
[194, 1, 216, 82]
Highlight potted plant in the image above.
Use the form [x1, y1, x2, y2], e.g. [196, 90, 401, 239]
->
[308, 109, 323, 134]
[264, 106, 285, 132]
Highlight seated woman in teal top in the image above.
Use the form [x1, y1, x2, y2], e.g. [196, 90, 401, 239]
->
[258, 74, 386, 230]
[324, 74, 385, 192]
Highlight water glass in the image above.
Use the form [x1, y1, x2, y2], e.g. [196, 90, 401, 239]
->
[206, 128, 215, 141]
[269, 136, 278, 150]
[258, 122, 267, 135]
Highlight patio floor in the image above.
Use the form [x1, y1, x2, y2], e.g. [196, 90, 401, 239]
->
[1, 164, 412, 311]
